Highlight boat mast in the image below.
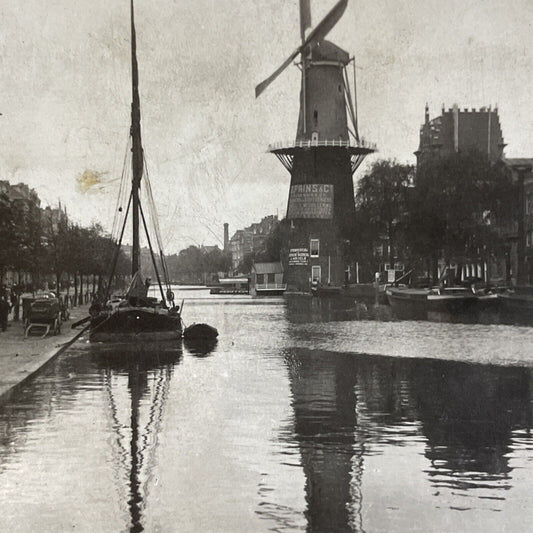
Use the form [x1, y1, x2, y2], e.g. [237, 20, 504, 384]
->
[130, 0, 143, 277]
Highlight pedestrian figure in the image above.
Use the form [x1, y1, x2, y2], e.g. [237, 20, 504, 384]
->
[0, 296, 10, 332]
[11, 290, 19, 321]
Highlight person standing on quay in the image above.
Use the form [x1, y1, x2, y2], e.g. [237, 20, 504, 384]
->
[0, 296, 10, 332]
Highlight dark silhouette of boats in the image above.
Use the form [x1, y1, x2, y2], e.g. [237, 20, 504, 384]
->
[386, 285, 500, 322]
[499, 286, 533, 324]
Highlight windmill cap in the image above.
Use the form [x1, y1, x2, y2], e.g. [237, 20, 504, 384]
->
[309, 40, 350, 64]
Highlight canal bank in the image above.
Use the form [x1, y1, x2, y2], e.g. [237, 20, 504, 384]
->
[0, 303, 90, 403]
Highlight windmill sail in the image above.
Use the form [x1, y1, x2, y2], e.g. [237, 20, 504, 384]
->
[299, 0, 312, 41]
[255, 0, 348, 98]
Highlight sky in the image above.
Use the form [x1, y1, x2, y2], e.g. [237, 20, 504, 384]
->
[1, 0, 533, 253]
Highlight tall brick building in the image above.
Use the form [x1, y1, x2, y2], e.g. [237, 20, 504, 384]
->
[415, 103, 506, 163]
[228, 215, 279, 272]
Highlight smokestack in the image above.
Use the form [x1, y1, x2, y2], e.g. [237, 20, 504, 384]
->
[424, 102, 429, 124]
[223, 223, 229, 252]
[452, 103, 459, 152]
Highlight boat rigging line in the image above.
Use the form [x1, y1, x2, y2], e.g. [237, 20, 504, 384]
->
[111, 136, 133, 243]
[104, 191, 132, 302]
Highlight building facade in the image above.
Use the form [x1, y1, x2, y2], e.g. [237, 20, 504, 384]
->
[501, 159, 533, 285]
[228, 215, 279, 273]
[415, 103, 506, 163]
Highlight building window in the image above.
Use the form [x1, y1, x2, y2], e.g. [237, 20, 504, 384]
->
[527, 230, 533, 248]
[311, 265, 321, 282]
[310, 239, 319, 257]
[311, 131, 318, 143]
[256, 274, 265, 284]
[267, 273, 275, 283]
[527, 192, 533, 214]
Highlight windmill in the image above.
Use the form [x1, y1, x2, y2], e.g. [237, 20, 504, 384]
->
[256, 0, 376, 292]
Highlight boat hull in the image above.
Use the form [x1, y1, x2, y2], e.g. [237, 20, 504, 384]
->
[499, 292, 533, 324]
[387, 287, 500, 322]
[255, 288, 286, 296]
[90, 307, 182, 342]
[386, 288, 428, 320]
[210, 288, 249, 295]
[426, 293, 478, 321]
[311, 286, 342, 297]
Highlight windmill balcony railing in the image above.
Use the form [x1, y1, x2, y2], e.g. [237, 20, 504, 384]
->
[268, 138, 377, 152]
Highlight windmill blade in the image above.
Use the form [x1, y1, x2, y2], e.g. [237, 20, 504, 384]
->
[255, 0, 348, 98]
[304, 0, 348, 49]
[255, 47, 302, 98]
[300, 0, 312, 41]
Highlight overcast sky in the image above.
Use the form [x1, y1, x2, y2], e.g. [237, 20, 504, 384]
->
[1, 0, 533, 253]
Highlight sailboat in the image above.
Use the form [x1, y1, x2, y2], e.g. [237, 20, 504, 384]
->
[89, 0, 181, 341]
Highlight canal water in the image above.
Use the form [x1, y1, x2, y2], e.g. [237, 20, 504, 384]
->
[0, 289, 532, 532]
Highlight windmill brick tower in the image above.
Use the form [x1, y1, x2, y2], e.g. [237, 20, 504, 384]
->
[256, 0, 376, 292]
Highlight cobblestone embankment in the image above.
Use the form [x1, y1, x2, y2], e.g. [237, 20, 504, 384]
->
[0, 304, 90, 403]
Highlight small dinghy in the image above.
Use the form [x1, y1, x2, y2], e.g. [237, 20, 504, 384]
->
[183, 323, 219, 341]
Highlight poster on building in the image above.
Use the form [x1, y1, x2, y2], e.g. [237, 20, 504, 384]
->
[288, 248, 309, 266]
[287, 184, 334, 219]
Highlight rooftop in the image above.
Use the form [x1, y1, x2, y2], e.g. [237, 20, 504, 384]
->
[252, 262, 284, 275]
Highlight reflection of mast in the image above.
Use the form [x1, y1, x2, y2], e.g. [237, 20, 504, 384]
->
[98, 345, 182, 533]
[128, 366, 144, 533]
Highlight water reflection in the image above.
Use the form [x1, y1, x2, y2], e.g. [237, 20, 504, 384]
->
[411, 360, 531, 490]
[282, 348, 533, 532]
[284, 349, 362, 533]
[183, 338, 218, 357]
[1, 292, 533, 532]
[89, 342, 182, 533]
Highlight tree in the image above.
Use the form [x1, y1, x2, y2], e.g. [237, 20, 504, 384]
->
[43, 206, 71, 292]
[238, 252, 254, 275]
[0, 192, 18, 283]
[18, 200, 44, 289]
[259, 218, 289, 263]
[353, 160, 414, 279]
[406, 149, 513, 282]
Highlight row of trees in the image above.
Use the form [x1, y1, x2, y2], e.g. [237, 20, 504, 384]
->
[0, 192, 128, 299]
[166, 246, 231, 283]
[0, 188, 233, 295]
[353, 150, 515, 283]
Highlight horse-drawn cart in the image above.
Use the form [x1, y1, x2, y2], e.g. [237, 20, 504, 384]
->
[24, 297, 61, 338]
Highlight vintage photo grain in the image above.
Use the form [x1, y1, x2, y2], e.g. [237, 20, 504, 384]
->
[0, 1, 532, 531]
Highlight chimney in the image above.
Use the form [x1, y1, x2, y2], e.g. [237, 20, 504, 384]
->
[425, 102, 429, 124]
[223, 223, 229, 252]
[452, 103, 459, 152]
